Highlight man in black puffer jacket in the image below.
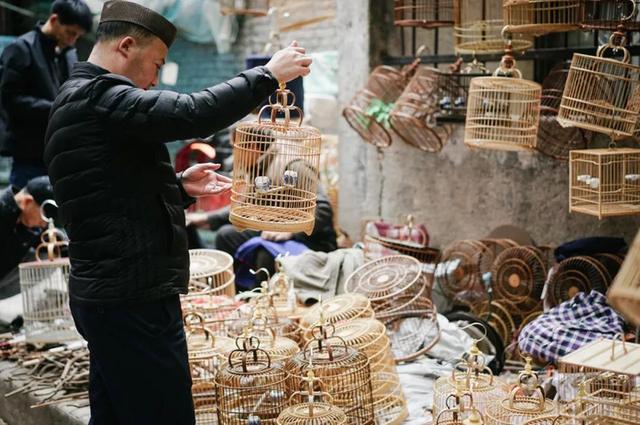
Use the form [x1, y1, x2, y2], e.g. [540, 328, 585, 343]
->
[44, 2, 311, 424]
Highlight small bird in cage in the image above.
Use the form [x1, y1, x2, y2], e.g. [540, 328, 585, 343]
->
[440, 96, 453, 112]
[454, 96, 466, 109]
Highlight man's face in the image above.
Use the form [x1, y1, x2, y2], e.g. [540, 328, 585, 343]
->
[50, 15, 85, 49]
[122, 36, 168, 90]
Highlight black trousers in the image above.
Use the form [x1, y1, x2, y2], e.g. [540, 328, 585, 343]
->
[70, 296, 195, 425]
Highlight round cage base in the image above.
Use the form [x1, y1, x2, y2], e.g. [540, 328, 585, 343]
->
[395, 19, 453, 28]
[464, 139, 537, 152]
[389, 113, 449, 153]
[503, 23, 579, 35]
[570, 203, 640, 219]
[455, 32, 533, 55]
[230, 206, 315, 235]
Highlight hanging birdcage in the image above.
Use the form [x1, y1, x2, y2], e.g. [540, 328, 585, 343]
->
[231, 83, 322, 235]
[581, 0, 640, 31]
[20, 203, 77, 343]
[484, 357, 555, 424]
[454, 0, 533, 54]
[433, 59, 491, 123]
[300, 294, 375, 333]
[389, 65, 453, 152]
[546, 256, 610, 307]
[343, 66, 412, 148]
[216, 336, 290, 425]
[219, 0, 270, 16]
[184, 249, 236, 300]
[569, 148, 640, 219]
[433, 339, 507, 416]
[464, 45, 542, 152]
[394, 0, 455, 27]
[271, 0, 335, 32]
[558, 30, 640, 140]
[609, 229, 640, 325]
[333, 319, 408, 425]
[491, 246, 546, 314]
[503, 0, 582, 35]
[286, 321, 375, 425]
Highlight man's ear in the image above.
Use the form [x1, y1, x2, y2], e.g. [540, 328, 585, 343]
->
[116, 36, 136, 58]
[49, 14, 59, 26]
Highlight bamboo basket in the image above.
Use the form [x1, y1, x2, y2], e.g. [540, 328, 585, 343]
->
[454, 0, 533, 54]
[503, 0, 582, 35]
[484, 358, 555, 424]
[271, 0, 335, 33]
[343, 66, 411, 148]
[185, 249, 236, 299]
[546, 256, 610, 307]
[286, 322, 375, 425]
[464, 46, 542, 152]
[581, 0, 640, 31]
[389, 65, 454, 152]
[491, 246, 546, 313]
[433, 340, 507, 416]
[230, 84, 322, 235]
[608, 228, 640, 325]
[219, 0, 270, 16]
[215, 337, 290, 425]
[558, 32, 640, 140]
[569, 148, 640, 219]
[394, 0, 455, 28]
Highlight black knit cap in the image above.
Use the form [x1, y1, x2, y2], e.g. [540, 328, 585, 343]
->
[25, 176, 58, 222]
[99, 0, 177, 48]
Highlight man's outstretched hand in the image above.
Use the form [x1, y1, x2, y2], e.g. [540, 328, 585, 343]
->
[181, 163, 232, 197]
[266, 41, 312, 83]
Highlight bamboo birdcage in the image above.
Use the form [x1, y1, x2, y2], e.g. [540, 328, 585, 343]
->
[569, 148, 640, 219]
[464, 45, 542, 152]
[363, 216, 441, 264]
[271, 0, 335, 33]
[434, 59, 492, 122]
[454, 0, 533, 54]
[219, 0, 270, 16]
[343, 66, 411, 148]
[215, 336, 289, 425]
[389, 65, 453, 152]
[503, 0, 582, 35]
[546, 256, 610, 307]
[270, 257, 297, 318]
[185, 249, 236, 300]
[394, 0, 455, 28]
[20, 202, 78, 343]
[484, 357, 555, 424]
[300, 294, 375, 335]
[608, 229, 640, 326]
[558, 30, 640, 140]
[286, 321, 375, 425]
[332, 319, 408, 425]
[471, 300, 518, 347]
[182, 295, 242, 336]
[491, 246, 546, 314]
[435, 405, 486, 425]
[582, 0, 640, 31]
[434, 339, 508, 416]
[230, 83, 322, 235]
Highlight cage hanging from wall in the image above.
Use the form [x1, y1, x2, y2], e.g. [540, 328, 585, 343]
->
[231, 83, 322, 235]
[582, 0, 640, 31]
[394, 0, 455, 28]
[433, 59, 491, 123]
[558, 31, 640, 140]
[271, 0, 335, 32]
[389, 65, 453, 152]
[184, 249, 236, 300]
[454, 0, 533, 54]
[464, 45, 542, 152]
[219, 0, 270, 16]
[569, 148, 640, 219]
[286, 321, 375, 425]
[503, 0, 582, 35]
[343, 66, 412, 148]
[608, 228, 640, 326]
[545, 256, 610, 307]
[216, 336, 290, 425]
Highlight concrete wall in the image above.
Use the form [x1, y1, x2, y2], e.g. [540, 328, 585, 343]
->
[336, 1, 640, 248]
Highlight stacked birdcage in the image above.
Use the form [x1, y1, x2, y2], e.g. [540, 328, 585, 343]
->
[569, 148, 640, 219]
[546, 256, 610, 307]
[219, 0, 270, 16]
[484, 358, 555, 424]
[231, 83, 322, 235]
[286, 320, 375, 425]
[503, 0, 582, 35]
[184, 250, 236, 300]
[216, 336, 290, 425]
[454, 0, 533, 54]
[581, 0, 640, 31]
[434, 59, 491, 122]
[300, 294, 375, 334]
[20, 205, 78, 343]
[464, 44, 542, 151]
[434, 340, 508, 416]
[394, 0, 455, 27]
[608, 229, 640, 326]
[389, 65, 453, 152]
[269, 257, 297, 318]
[333, 319, 408, 425]
[182, 295, 242, 336]
[363, 216, 440, 264]
[434, 404, 485, 425]
[271, 0, 335, 32]
[343, 66, 412, 148]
